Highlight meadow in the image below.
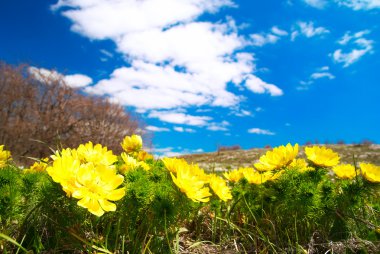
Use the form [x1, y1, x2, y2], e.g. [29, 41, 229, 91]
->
[0, 136, 379, 253]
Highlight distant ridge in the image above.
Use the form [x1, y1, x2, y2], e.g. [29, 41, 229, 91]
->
[179, 144, 380, 172]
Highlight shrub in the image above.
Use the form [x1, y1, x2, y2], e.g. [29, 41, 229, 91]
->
[0, 62, 141, 165]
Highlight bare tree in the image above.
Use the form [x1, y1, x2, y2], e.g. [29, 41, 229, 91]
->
[0, 62, 142, 165]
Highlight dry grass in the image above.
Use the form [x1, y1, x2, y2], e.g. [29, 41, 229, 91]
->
[180, 144, 380, 172]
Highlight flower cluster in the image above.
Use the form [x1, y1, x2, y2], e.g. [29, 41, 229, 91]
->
[119, 135, 152, 173]
[47, 142, 125, 217]
[222, 144, 379, 185]
[25, 158, 49, 173]
[360, 163, 380, 183]
[0, 145, 11, 168]
[254, 143, 299, 171]
[163, 157, 232, 202]
[305, 146, 340, 167]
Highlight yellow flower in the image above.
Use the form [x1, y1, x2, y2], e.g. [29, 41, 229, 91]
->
[223, 168, 245, 182]
[0, 145, 11, 168]
[162, 157, 188, 174]
[170, 166, 211, 202]
[332, 164, 356, 179]
[305, 146, 340, 167]
[254, 143, 299, 171]
[138, 161, 150, 171]
[289, 158, 314, 172]
[360, 163, 380, 183]
[137, 150, 154, 161]
[268, 170, 285, 181]
[120, 153, 139, 173]
[25, 158, 49, 173]
[121, 135, 142, 154]
[189, 164, 210, 182]
[47, 144, 125, 216]
[242, 168, 271, 184]
[77, 142, 117, 166]
[47, 149, 81, 196]
[72, 163, 125, 217]
[209, 174, 232, 201]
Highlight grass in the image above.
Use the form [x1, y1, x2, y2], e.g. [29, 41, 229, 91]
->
[1, 141, 379, 253]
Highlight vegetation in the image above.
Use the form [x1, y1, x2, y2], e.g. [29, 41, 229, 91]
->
[0, 137, 379, 253]
[0, 62, 141, 165]
[181, 143, 380, 172]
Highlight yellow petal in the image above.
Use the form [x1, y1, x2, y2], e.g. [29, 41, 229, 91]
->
[98, 199, 116, 212]
[106, 188, 125, 201]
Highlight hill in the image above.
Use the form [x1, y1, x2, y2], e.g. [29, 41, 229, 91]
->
[180, 144, 380, 172]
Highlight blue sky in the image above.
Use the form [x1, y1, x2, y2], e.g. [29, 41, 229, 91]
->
[1, 0, 379, 156]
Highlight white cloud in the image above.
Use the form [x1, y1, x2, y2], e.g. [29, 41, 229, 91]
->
[152, 146, 204, 157]
[29, 67, 92, 88]
[53, 0, 283, 117]
[335, 0, 380, 10]
[297, 66, 335, 90]
[207, 120, 230, 131]
[152, 147, 183, 157]
[250, 33, 279, 47]
[248, 128, 275, 135]
[291, 21, 329, 40]
[271, 26, 288, 36]
[100, 49, 113, 58]
[234, 109, 252, 117]
[148, 110, 212, 126]
[332, 30, 374, 67]
[310, 72, 335, 80]
[303, 0, 328, 9]
[146, 125, 170, 132]
[250, 26, 288, 47]
[245, 75, 283, 96]
[305, 0, 380, 10]
[64, 74, 93, 88]
[174, 126, 196, 133]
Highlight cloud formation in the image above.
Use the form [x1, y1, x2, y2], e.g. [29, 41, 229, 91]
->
[145, 125, 170, 132]
[291, 21, 330, 40]
[304, 0, 380, 10]
[249, 26, 288, 47]
[303, 0, 328, 9]
[297, 66, 335, 90]
[248, 128, 275, 135]
[332, 30, 374, 67]
[52, 0, 283, 121]
[29, 67, 93, 88]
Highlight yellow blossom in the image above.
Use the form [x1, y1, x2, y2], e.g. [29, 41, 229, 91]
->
[332, 164, 356, 179]
[223, 168, 245, 182]
[76, 142, 117, 166]
[360, 163, 380, 183]
[47, 144, 125, 216]
[189, 164, 210, 182]
[268, 170, 285, 181]
[139, 161, 150, 171]
[209, 174, 232, 201]
[120, 153, 139, 173]
[121, 135, 142, 154]
[25, 158, 49, 173]
[254, 143, 299, 171]
[0, 145, 11, 168]
[305, 146, 340, 167]
[137, 150, 154, 161]
[242, 168, 271, 184]
[289, 158, 314, 172]
[47, 149, 81, 196]
[162, 157, 188, 174]
[72, 163, 125, 217]
[170, 166, 211, 202]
